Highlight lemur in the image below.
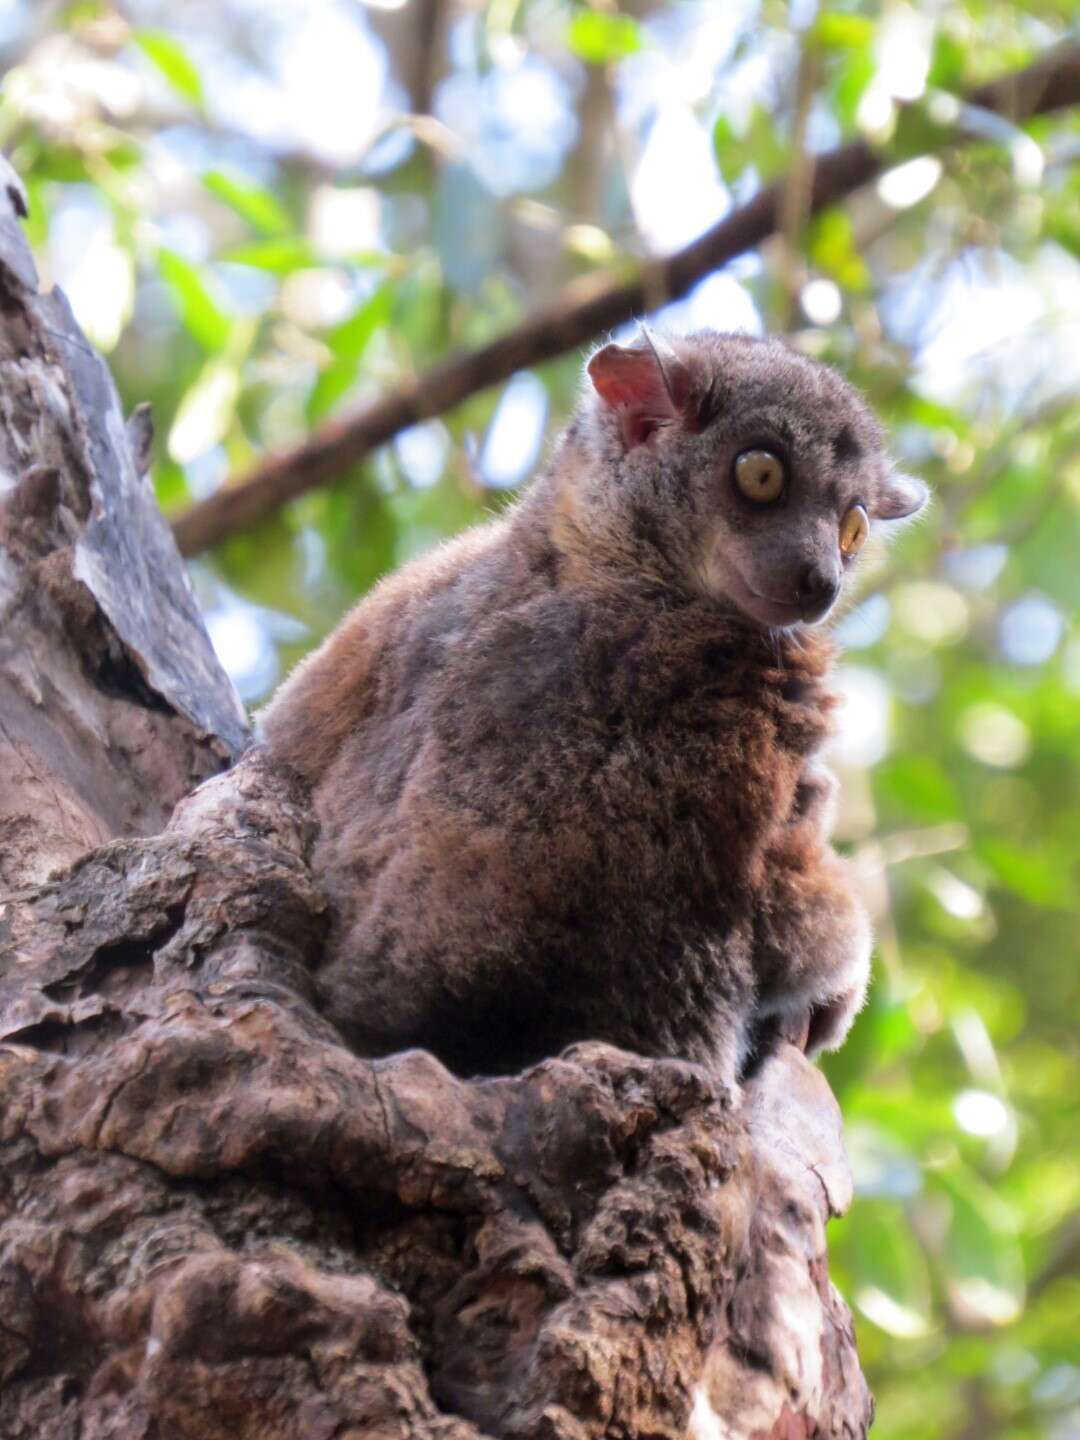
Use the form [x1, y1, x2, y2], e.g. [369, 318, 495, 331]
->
[260, 330, 927, 1094]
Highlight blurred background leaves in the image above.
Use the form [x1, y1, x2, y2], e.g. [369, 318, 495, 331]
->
[1, 2, 1077, 1435]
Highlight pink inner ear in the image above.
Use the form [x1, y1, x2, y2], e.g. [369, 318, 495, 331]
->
[587, 343, 685, 449]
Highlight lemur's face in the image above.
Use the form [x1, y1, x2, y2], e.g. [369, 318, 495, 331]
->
[585, 330, 927, 628]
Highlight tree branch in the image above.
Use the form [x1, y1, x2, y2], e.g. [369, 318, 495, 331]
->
[172, 40, 1080, 557]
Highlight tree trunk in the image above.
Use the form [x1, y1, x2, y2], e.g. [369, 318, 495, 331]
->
[0, 158, 872, 1440]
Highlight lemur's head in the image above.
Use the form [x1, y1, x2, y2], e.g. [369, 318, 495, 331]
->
[572, 329, 926, 627]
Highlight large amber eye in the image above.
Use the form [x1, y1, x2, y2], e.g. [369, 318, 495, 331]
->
[840, 503, 869, 558]
[734, 449, 785, 504]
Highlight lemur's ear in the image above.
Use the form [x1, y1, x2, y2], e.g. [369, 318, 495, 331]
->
[587, 328, 695, 449]
[875, 470, 928, 520]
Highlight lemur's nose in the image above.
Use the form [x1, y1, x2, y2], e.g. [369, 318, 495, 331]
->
[796, 563, 840, 622]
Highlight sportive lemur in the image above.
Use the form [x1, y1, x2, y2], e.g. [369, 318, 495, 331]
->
[260, 330, 927, 1093]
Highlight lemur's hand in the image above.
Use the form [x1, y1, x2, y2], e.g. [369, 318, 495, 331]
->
[778, 980, 866, 1058]
[752, 806, 871, 1064]
[790, 759, 839, 834]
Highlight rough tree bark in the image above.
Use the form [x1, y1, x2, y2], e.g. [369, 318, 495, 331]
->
[0, 160, 872, 1439]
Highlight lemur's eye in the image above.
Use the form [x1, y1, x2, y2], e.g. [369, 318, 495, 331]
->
[839, 504, 869, 558]
[734, 449, 785, 504]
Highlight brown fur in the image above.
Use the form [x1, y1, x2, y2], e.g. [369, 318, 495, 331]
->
[260, 332, 923, 1090]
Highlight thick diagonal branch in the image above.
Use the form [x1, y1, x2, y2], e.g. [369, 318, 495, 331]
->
[171, 40, 1080, 557]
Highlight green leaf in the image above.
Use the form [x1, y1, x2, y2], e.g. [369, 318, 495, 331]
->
[21, 177, 48, 250]
[217, 511, 305, 614]
[567, 11, 642, 65]
[134, 30, 204, 108]
[815, 13, 875, 49]
[327, 284, 394, 362]
[321, 468, 399, 595]
[1044, 203, 1080, 258]
[203, 171, 291, 237]
[20, 143, 94, 184]
[978, 838, 1074, 909]
[308, 283, 394, 422]
[221, 238, 318, 274]
[823, 973, 925, 1099]
[831, 45, 877, 131]
[714, 104, 789, 185]
[928, 30, 968, 90]
[876, 754, 961, 824]
[63, 1, 111, 22]
[933, 1166, 1025, 1328]
[157, 250, 231, 352]
[806, 210, 871, 291]
[167, 359, 240, 463]
[153, 457, 190, 513]
[387, 478, 487, 562]
[888, 99, 956, 165]
[712, 115, 738, 170]
[837, 1198, 933, 1338]
[308, 367, 359, 426]
[224, 240, 400, 276]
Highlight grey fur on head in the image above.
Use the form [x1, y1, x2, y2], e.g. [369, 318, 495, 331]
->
[576, 329, 927, 627]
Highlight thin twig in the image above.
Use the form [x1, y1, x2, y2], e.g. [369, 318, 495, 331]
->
[171, 40, 1080, 557]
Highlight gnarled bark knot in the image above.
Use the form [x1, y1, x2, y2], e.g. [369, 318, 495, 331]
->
[0, 147, 871, 1439]
[0, 754, 871, 1440]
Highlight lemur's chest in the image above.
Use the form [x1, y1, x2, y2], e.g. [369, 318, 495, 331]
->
[583, 618, 833, 869]
[406, 595, 832, 857]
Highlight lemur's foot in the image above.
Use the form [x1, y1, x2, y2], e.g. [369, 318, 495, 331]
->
[778, 984, 863, 1058]
[791, 761, 839, 830]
